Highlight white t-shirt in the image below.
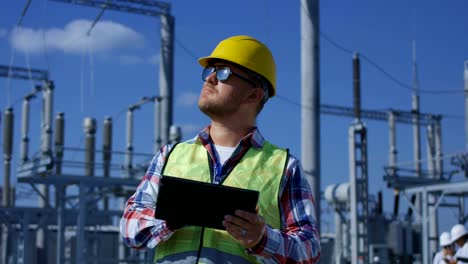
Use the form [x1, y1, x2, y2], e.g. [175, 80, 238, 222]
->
[214, 144, 236, 165]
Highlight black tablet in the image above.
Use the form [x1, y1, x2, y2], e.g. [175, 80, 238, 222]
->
[155, 175, 259, 230]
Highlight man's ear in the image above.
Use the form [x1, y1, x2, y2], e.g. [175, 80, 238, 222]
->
[246, 88, 264, 104]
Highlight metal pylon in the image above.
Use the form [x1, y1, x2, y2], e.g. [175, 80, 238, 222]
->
[349, 121, 369, 264]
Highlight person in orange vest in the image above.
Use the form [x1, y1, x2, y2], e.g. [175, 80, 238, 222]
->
[120, 35, 321, 263]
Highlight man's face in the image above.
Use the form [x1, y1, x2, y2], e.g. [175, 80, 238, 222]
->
[198, 62, 257, 118]
[443, 245, 455, 255]
[455, 237, 465, 247]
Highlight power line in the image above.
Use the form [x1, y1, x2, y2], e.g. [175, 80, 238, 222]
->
[41, 0, 51, 73]
[319, 31, 353, 55]
[175, 16, 464, 97]
[298, 3, 464, 96]
[319, 31, 464, 95]
[172, 35, 465, 121]
[276, 94, 464, 122]
[175, 37, 199, 60]
[360, 53, 464, 95]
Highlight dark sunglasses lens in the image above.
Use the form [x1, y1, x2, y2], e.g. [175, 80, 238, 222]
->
[215, 66, 230, 81]
[202, 67, 215, 81]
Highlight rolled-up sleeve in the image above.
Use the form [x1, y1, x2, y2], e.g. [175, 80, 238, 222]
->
[248, 156, 321, 263]
[119, 144, 175, 250]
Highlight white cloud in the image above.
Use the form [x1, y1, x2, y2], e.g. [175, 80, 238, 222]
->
[10, 19, 145, 54]
[176, 92, 199, 107]
[119, 55, 144, 65]
[0, 28, 6, 38]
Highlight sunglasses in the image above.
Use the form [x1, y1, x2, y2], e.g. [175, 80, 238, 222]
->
[202, 65, 257, 87]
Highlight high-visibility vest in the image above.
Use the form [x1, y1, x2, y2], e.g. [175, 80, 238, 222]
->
[155, 140, 288, 264]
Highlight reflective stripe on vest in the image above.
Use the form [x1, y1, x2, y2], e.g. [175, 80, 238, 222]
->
[155, 140, 287, 263]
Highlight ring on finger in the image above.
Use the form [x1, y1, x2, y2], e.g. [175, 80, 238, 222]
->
[241, 228, 247, 237]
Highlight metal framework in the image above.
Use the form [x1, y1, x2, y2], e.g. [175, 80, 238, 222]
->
[0, 65, 49, 82]
[321, 104, 440, 126]
[50, 0, 170, 17]
[349, 121, 369, 264]
[125, 96, 162, 178]
[50, 0, 175, 151]
[402, 180, 468, 264]
[0, 176, 141, 263]
[1, 1, 173, 263]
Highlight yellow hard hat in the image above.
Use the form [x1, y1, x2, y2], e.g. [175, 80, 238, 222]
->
[198, 35, 276, 97]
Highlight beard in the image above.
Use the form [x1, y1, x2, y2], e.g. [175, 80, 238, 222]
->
[198, 95, 240, 118]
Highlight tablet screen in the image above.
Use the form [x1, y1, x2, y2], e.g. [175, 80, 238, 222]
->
[155, 175, 259, 230]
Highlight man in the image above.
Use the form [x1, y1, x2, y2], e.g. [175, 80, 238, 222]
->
[120, 35, 321, 263]
[433, 231, 454, 264]
[450, 224, 468, 263]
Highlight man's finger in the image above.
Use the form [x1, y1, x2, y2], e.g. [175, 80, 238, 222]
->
[224, 214, 250, 227]
[234, 210, 257, 223]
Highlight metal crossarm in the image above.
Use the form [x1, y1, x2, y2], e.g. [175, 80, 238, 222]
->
[0, 65, 49, 81]
[49, 0, 170, 17]
[321, 104, 438, 126]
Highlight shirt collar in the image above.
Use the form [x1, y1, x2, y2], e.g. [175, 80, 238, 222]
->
[197, 125, 265, 150]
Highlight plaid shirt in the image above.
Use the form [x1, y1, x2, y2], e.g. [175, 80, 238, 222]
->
[120, 126, 321, 263]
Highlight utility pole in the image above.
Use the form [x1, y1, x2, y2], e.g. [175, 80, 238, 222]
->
[300, 0, 321, 229]
[464, 60, 468, 151]
[411, 41, 422, 215]
[349, 53, 369, 264]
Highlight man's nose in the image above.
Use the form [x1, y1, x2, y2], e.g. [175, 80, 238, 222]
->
[205, 70, 218, 84]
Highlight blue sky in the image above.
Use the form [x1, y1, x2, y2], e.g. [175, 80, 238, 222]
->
[1, 0, 467, 234]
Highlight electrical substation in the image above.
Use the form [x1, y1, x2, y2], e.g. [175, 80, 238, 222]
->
[1, 1, 468, 264]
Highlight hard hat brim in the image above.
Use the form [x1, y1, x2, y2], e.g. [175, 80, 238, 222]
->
[198, 56, 212, 68]
[440, 241, 452, 247]
[451, 230, 468, 243]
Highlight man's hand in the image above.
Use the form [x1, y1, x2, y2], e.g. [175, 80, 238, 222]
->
[223, 210, 266, 248]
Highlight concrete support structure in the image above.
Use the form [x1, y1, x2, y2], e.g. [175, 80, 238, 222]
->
[84, 117, 96, 178]
[20, 93, 32, 163]
[154, 97, 163, 153]
[300, 0, 321, 228]
[159, 14, 175, 147]
[464, 61, 468, 151]
[388, 111, 397, 169]
[411, 43, 422, 217]
[36, 81, 54, 264]
[324, 183, 350, 264]
[54, 113, 65, 177]
[75, 117, 97, 263]
[102, 117, 112, 210]
[126, 96, 160, 177]
[125, 109, 135, 178]
[430, 117, 442, 256]
[2, 108, 13, 207]
[55, 112, 65, 264]
[426, 125, 435, 180]
[1, 109, 13, 264]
